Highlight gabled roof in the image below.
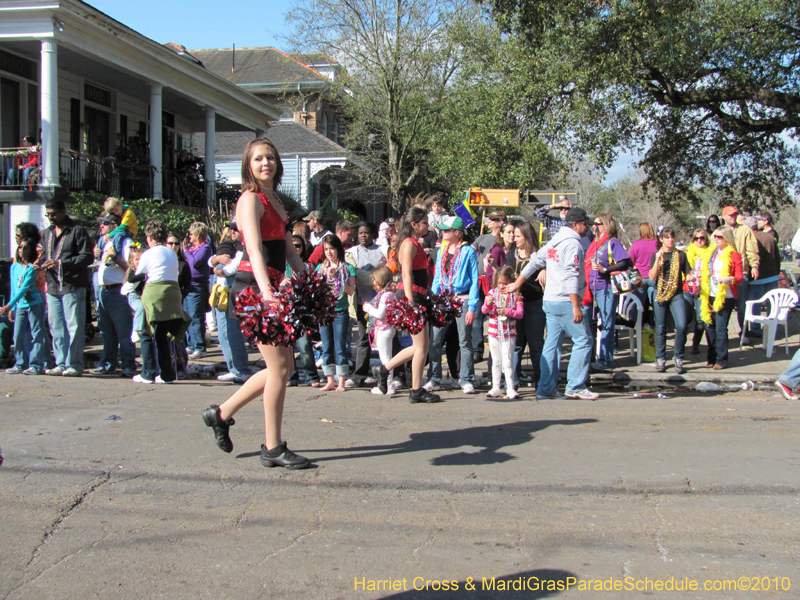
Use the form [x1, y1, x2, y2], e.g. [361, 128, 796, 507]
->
[197, 121, 349, 158]
[188, 46, 329, 86]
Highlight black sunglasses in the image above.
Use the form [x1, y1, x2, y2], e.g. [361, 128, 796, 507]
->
[593, 222, 603, 226]
[693, 236, 707, 241]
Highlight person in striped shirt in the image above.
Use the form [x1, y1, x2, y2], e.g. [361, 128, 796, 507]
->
[482, 266, 524, 399]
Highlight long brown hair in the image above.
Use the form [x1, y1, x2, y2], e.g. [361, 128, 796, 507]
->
[240, 137, 283, 192]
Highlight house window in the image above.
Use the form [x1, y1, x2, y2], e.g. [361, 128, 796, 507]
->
[0, 77, 20, 147]
[279, 106, 293, 121]
[119, 114, 128, 147]
[333, 118, 339, 144]
[322, 112, 328, 137]
[84, 105, 110, 156]
[70, 98, 81, 150]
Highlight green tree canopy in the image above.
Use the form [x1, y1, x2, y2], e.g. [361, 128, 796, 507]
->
[488, 0, 800, 213]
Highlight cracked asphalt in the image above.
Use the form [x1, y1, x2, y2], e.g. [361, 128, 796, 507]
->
[1, 374, 798, 599]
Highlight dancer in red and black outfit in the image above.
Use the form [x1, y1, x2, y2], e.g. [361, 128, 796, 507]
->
[202, 138, 311, 469]
[373, 206, 441, 403]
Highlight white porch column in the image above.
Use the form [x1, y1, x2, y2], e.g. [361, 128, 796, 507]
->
[204, 106, 216, 207]
[149, 84, 163, 199]
[40, 39, 59, 187]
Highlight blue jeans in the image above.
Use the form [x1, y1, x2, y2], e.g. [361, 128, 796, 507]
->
[778, 347, 800, 389]
[472, 289, 486, 358]
[294, 332, 320, 383]
[183, 285, 209, 352]
[735, 275, 750, 331]
[513, 299, 546, 388]
[319, 311, 350, 377]
[706, 296, 736, 367]
[215, 307, 251, 378]
[747, 278, 780, 334]
[595, 288, 618, 364]
[47, 289, 87, 372]
[13, 302, 47, 372]
[538, 301, 593, 396]
[97, 287, 136, 372]
[654, 294, 688, 360]
[128, 290, 145, 333]
[428, 308, 474, 386]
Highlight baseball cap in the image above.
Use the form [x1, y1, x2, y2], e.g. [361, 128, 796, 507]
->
[224, 220, 238, 231]
[97, 211, 121, 226]
[742, 216, 758, 230]
[486, 209, 506, 220]
[385, 218, 395, 225]
[303, 210, 323, 221]
[564, 207, 589, 224]
[721, 206, 739, 217]
[437, 216, 465, 231]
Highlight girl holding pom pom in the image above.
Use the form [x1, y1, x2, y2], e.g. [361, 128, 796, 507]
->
[363, 266, 397, 394]
[373, 206, 441, 403]
[316, 234, 355, 391]
[202, 138, 311, 469]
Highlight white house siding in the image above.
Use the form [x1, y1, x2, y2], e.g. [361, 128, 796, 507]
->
[217, 159, 241, 186]
[280, 156, 300, 200]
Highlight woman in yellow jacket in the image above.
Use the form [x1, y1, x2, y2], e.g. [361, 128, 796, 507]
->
[683, 229, 714, 354]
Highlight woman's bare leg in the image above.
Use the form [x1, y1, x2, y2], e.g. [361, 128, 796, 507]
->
[320, 374, 336, 392]
[260, 344, 293, 449]
[218, 369, 268, 421]
[410, 327, 429, 390]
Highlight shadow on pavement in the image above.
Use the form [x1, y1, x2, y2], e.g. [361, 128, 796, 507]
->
[290, 419, 597, 466]
[374, 568, 577, 599]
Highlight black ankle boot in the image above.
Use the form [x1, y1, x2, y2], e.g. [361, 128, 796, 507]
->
[202, 405, 235, 453]
[372, 364, 389, 394]
[409, 388, 442, 404]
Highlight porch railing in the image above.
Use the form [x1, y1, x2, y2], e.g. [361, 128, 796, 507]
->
[59, 149, 154, 199]
[0, 146, 41, 190]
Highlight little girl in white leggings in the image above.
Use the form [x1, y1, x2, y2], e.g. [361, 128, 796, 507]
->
[363, 266, 398, 395]
[482, 266, 523, 399]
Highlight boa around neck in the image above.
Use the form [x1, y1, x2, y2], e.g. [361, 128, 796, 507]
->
[699, 245, 734, 325]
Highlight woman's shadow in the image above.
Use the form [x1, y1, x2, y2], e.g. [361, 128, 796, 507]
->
[243, 418, 596, 466]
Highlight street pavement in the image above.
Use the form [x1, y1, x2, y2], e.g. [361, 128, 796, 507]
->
[1, 354, 798, 599]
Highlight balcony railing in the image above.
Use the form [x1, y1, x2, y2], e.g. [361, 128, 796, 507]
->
[0, 146, 41, 190]
[59, 148, 154, 199]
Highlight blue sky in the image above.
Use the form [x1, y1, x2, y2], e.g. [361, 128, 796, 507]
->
[87, 0, 637, 183]
[87, 0, 296, 50]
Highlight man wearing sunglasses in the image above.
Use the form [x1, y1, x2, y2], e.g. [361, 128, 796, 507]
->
[536, 195, 572, 241]
[39, 200, 93, 376]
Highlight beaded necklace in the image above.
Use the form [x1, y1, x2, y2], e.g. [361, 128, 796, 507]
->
[324, 259, 349, 301]
[439, 241, 466, 291]
[47, 226, 67, 291]
[513, 247, 529, 278]
[655, 250, 681, 303]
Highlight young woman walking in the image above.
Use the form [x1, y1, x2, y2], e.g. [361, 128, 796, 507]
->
[202, 138, 310, 469]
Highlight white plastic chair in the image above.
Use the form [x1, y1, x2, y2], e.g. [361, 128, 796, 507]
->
[740, 288, 798, 357]
[596, 292, 643, 364]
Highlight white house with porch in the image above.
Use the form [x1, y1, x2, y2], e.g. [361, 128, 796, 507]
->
[0, 0, 280, 256]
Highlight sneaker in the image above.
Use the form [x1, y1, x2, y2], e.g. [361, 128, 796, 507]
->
[409, 388, 442, 404]
[202, 404, 235, 453]
[372, 364, 389, 395]
[486, 388, 502, 398]
[344, 378, 357, 389]
[423, 381, 442, 393]
[674, 359, 686, 375]
[233, 374, 250, 384]
[260, 442, 310, 469]
[364, 376, 377, 385]
[387, 381, 401, 394]
[132, 374, 154, 384]
[22, 367, 42, 375]
[741, 337, 750, 346]
[590, 361, 611, 372]
[774, 381, 799, 401]
[155, 376, 174, 384]
[506, 389, 520, 400]
[189, 350, 208, 360]
[565, 388, 599, 400]
[371, 386, 386, 395]
[217, 372, 237, 382]
[131, 331, 140, 343]
[5, 366, 22, 374]
[46, 366, 64, 376]
[462, 382, 476, 394]
[90, 366, 114, 375]
[655, 359, 666, 373]
[62, 367, 81, 377]
[120, 369, 136, 378]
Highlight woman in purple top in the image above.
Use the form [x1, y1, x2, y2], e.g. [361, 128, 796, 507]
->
[182, 221, 213, 358]
[486, 223, 515, 282]
[628, 223, 658, 324]
[585, 214, 631, 370]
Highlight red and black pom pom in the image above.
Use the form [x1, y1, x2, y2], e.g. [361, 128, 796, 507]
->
[385, 297, 428, 335]
[427, 291, 463, 328]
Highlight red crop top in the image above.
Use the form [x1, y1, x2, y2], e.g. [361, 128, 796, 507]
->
[257, 190, 289, 241]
